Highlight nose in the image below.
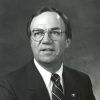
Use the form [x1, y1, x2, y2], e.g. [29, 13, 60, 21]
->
[42, 32, 53, 44]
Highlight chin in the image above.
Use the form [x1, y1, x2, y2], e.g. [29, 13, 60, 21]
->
[39, 57, 56, 63]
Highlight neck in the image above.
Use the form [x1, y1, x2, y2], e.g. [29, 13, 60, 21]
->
[36, 60, 63, 73]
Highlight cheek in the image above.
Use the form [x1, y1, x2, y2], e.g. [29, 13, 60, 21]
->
[30, 40, 39, 55]
[55, 41, 66, 55]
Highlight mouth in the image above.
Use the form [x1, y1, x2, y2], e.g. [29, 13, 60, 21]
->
[40, 48, 54, 52]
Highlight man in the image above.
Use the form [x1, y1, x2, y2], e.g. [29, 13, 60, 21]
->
[0, 7, 95, 100]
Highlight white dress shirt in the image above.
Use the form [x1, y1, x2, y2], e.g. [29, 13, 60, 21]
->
[34, 59, 63, 100]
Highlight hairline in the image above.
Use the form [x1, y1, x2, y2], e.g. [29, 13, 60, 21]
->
[30, 11, 66, 32]
[27, 7, 72, 39]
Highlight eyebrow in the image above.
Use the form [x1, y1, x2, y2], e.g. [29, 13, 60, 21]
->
[50, 27, 61, 30]
[31, 27, 61, 31]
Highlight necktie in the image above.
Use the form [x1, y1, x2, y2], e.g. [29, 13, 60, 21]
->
[51, 73, 64, 100]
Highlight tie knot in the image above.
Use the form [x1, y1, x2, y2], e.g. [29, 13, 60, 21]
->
[51, 73, 60, 86]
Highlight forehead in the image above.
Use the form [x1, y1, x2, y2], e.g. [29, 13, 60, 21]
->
[30, 11, 65, 31]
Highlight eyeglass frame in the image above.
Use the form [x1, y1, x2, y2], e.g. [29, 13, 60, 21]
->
[30, 28, 65, 42]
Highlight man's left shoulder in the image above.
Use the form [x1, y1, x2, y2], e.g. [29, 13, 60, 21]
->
[63, 66, 91, 83]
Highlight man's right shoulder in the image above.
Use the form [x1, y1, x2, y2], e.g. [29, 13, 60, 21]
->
[0, 59, 34, 83]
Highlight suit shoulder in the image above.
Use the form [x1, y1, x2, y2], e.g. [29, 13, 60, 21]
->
[0, 59, 34, 83]
[63, 66, 93, 89]
[63, 66, 90, 82]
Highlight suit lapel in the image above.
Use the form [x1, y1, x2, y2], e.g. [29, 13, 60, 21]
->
[26, 60, 50, 100]
[63, 66, 81, 100]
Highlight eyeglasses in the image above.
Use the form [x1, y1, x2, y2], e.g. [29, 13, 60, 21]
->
[31, 28, 65, 42]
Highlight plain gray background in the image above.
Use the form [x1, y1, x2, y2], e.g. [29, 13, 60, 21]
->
[0, 0, 100, 99]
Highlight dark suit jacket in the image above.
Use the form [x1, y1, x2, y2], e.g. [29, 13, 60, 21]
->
[0, 59, 95, 100]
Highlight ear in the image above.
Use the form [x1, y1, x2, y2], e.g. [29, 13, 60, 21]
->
[65, 38, 71, 48]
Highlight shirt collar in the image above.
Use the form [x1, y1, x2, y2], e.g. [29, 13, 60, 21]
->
[34, 58, 63, 86]
[34, 59, 51, 86]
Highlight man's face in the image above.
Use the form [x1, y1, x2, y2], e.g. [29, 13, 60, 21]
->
[30, 11, 70, 64]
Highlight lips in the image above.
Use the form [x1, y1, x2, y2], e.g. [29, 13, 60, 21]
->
[40, 48, 54, 51]
[41, 48, 54, 51]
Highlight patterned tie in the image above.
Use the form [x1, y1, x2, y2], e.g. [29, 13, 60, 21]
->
[51, 73, 64, 100]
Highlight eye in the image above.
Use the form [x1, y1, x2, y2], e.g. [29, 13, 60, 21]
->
[32, 30, 44, 37]
[51, 31, 61, 35]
